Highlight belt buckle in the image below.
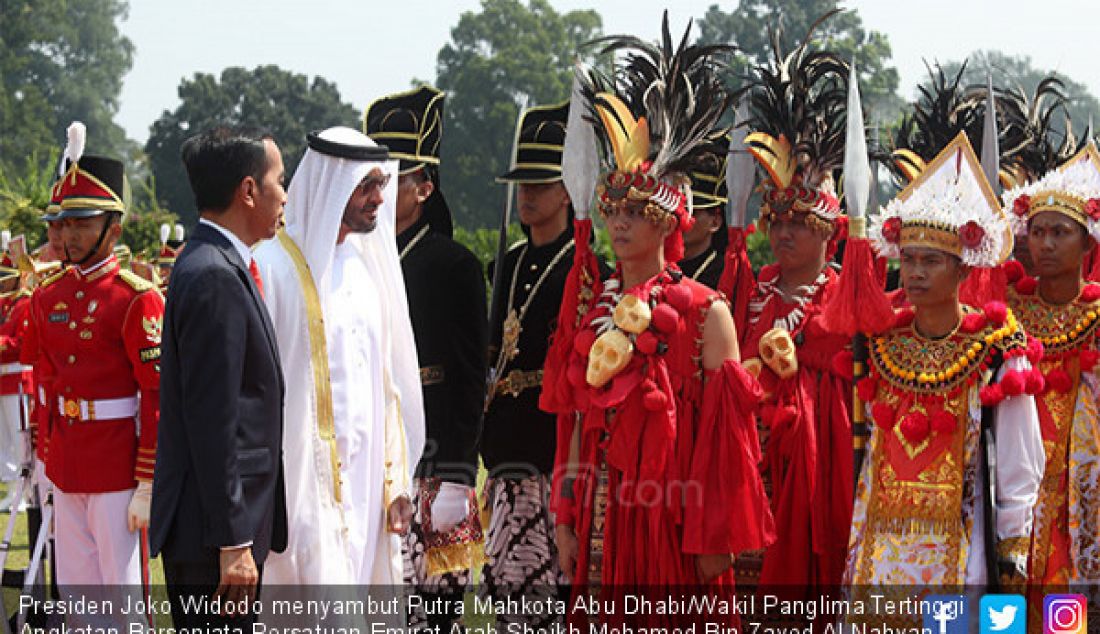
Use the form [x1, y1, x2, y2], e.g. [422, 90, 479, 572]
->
[64, 399, 80, 419]
[503, 369, 525, 398]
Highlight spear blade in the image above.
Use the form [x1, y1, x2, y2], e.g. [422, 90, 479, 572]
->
[843, 59, 871, 233]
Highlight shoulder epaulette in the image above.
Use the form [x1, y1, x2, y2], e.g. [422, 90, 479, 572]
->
[118, 269, 156, 294]
[39, 269, 66, 288]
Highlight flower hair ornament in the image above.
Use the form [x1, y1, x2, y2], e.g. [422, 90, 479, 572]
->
[1003, 143, 1100, 242]
[580, 11, 736, 262]
[870, 131, 1013, 268]
[741, 10, 848, 237]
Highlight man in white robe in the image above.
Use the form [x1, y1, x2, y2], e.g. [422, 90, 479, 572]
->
[256, 127, 425, 585]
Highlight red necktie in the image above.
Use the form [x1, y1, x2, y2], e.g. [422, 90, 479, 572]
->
[249, 259, 265, 299]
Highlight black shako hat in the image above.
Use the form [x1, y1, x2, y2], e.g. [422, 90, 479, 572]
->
[497, 101, 568, 184]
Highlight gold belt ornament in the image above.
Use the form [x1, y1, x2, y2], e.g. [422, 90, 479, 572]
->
[420, 365, 445, 386]
[493, 369, 543, 398]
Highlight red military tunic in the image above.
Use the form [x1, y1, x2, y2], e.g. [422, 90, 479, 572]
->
[0, 291, 34, 396]
[28, 256, 163, 493]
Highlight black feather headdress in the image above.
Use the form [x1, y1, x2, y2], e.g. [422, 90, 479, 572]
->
[995, 75, 1077, 187]
[741, 10, 848, 229]
[883, 61, 985, 185]
[580, 11, 736, 261]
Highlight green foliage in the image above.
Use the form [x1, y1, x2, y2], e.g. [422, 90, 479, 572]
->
[0, 151, 58, 249]
[121, 175, 178, 258]
[0, 0, 136, 180]
[696, 0, 903, 122]
[745, 226, 774, 271]
[145, 65, 361, 227]
[434, 0, 602, 229]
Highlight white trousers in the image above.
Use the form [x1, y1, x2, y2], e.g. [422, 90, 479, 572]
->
[54, 488, 142, 585]
[0, 393, 24, 481]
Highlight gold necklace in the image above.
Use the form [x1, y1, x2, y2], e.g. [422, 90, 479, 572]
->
[398, 224, 431, 261]
[487, 238, 574, 409]
[690, 250, 717, 281]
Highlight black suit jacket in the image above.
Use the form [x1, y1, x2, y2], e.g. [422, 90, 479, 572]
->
[150, 221, 287, 565]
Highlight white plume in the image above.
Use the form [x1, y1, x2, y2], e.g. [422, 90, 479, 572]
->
[159, 223, 171, 245]
[1, 231, 10, 251]
[174, 223, 185, 242]
[64, 121, 87, 173]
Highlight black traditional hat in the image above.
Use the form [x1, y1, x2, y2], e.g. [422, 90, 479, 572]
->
[690, 133, 729, 251]
[364, 85, 444, 175]
[364, 86, 454, 237]
[497, 101, 568, 183]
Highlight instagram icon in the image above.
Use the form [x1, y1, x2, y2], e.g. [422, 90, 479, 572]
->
[1044, 595, 1087, 634]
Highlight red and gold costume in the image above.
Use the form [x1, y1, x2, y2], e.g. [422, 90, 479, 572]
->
[28, 256, 163, 491]
[1000, 144, 1100, 591]
[555, 269, 772, 627]
[733, 20, 853, 591]
[740, 263, 853, 589]
[850, 133, 1044, 595]
[539, 16, 773, 629]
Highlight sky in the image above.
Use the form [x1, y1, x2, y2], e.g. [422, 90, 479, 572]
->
[115, 0, 1100, 144]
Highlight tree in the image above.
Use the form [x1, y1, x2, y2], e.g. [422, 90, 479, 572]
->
[434, 0, 602, 228]
[928, 50, 1100, 140]
[145, 65, 360, 226]
[0, 0, 136, 180]
[0, 151, 57, 249]
[695, 0, 903, 123]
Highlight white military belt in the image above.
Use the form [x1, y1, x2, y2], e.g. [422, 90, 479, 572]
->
[57, 395, 139, 421]
[0, 363, 30, 376]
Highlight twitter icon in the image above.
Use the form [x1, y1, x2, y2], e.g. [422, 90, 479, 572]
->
[981, 594, 1026, 634]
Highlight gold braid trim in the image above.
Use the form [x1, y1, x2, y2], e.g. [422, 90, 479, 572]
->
[277, 230, 342, 504]
[997, 535, 1030, 563]
[426, 541, 487, 578]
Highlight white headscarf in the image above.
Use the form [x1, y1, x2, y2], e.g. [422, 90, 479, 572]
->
[286, 127, 423, 471]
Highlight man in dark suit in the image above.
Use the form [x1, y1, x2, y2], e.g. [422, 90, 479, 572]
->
[151, 126, 288, 629]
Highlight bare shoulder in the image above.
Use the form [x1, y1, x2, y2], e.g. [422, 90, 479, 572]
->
[701, 297, 738, 370]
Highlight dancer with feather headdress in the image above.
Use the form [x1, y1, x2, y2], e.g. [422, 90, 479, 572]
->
[732, 10, 855, 595]
[542, 12, 773, 629]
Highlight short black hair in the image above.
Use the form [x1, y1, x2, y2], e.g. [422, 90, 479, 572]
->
[180, 125, 274, 212]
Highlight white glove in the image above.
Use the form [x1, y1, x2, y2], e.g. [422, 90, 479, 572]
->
[430, 482, 471, 532]
[127, 481, 153, 532]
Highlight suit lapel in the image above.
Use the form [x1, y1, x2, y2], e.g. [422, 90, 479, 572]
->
[191, 223, 283, 383]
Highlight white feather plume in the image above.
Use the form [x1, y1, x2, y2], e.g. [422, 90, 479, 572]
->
[64, 121, 87, 173]
[174, 223, 185, 242]
[159, 223, 171, 245]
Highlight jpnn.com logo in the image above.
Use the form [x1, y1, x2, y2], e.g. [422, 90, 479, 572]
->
[1044, 594, 1087, 634]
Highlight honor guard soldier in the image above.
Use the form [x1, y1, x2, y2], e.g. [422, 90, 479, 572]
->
[365, 85, 488, 630]
[0, 252, 32, 511]
[678, 134, 729, 289]
[24, 124, 164, 605]
[480, 101, 607, 628]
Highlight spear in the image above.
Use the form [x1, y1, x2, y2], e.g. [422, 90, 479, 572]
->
[717, 99, 758, 335]
[819, 59, 894, 488]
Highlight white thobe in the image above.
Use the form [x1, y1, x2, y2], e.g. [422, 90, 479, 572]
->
[328, 242, 398, 583]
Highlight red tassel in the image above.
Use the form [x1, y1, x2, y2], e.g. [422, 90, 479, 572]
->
[717, 227, 757, 335]
[1000, 370, 1025, 396]
[1046, 368, 1073, 394]
[664, 284, 693, 313]
[960, 266, 1008, 306]
[1002, 260, 1025, 284]
[1025, 368, 1045, 394]
[960, 312, 987, 333]
[1081, 349, 1100, 373]
[983, 301, 1008, 326]
[651, 303, 679, 333]
[636, 331, 659, 355]
[856, 377, 878, 402]
[979, 384, 1004, 406]
[930, 409, 956, 434]
[900, 412, 931, 444]
[894, 308, 915, 328]
[820, 238, 894, 336]
[1015, 276, 1038, 295]
[871, 402, 896, 429]
[573, 328, 597, 356]
[1026, 336, 1045, 365]
[832, 350, 854, 380]
[1082, 284, 1100, 302]
[540, 218, 601, 414]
